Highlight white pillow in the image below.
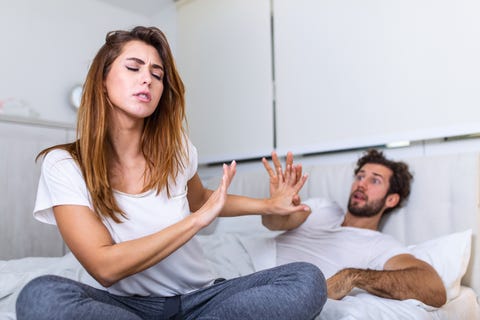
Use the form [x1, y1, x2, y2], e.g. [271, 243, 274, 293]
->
[408, 229, 472, 302]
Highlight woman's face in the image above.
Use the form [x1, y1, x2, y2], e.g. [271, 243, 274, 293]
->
[104, 40, 164, 122]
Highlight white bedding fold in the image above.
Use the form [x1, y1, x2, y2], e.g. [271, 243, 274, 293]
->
[210, 234, 480, 320]
[0, 253, 99, 318]
[1, 236, 479, 320]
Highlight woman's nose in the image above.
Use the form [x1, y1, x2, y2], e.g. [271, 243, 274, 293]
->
[142, 71, 152, 85]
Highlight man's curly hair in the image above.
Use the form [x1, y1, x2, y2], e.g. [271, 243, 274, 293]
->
[354, 149, 414, 214]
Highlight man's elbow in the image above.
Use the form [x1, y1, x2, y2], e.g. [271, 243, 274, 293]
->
[412, 261, 448, 308]
[261, 217, 281, 231]
[427, 286, 447, 308]
[418, 282, 447, 308]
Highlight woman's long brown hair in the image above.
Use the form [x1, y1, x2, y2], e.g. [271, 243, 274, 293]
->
[38, 26, 188, 222]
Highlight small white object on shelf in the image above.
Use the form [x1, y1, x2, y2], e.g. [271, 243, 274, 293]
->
[0, 98, 39, 118]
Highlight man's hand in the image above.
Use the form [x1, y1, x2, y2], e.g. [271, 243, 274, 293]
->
[262, 151, 304, 205]
[265, 160, 309, 215]
[261, 151, 311, 230]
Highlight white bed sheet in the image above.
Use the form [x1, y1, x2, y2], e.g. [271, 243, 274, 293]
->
[0, 253, 98, 320]
[1, 234, 479, 320]
[200, 233, 480, 320]
[318, 287, 480, 320]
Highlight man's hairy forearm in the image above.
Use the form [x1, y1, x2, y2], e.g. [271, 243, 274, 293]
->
[332, 267, 446, 307]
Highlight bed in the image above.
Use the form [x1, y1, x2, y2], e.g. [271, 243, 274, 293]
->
[1, 150, 480, 319]
[198, 150, 480, 319]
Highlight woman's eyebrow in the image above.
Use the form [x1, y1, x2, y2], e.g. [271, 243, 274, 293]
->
[126, 57, 164, 70]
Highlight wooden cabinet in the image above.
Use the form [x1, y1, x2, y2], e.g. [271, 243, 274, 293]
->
[0, 117, 74, 259]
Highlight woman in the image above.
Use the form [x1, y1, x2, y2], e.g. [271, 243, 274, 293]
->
[16, 26, 326, 320]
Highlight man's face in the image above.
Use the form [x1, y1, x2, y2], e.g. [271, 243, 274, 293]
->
[347, 163, 393, 217]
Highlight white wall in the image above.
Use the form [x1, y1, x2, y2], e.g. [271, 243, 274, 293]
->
[2, 0, 480, 163]
[0, 0, 177, 125]
[273, 0, 480, 156]
[151, 2, 178, 54]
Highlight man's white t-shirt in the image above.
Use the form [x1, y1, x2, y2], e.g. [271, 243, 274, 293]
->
[275, 198, 410, 279]
[33, 141, 215, 297]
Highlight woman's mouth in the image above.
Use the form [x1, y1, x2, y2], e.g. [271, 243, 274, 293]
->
[134, 91, 151, 102]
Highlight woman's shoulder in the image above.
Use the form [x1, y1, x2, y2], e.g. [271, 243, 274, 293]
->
[184, 135, 197, 157]
[40, 148, 76, 170]
[183, 136, 198, 179]
[42, 147, 72, 161]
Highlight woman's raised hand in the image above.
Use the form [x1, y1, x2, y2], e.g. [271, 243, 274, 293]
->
[194, 161, 236, 228]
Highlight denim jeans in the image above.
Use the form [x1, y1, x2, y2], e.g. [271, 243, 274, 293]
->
[16, 262, 326, 320]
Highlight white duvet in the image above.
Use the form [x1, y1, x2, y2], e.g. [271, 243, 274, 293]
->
[1, 234, 479, 320]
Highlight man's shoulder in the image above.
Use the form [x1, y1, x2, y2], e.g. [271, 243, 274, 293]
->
[304, 197, 342, 211]
[301, 197, 345, 228]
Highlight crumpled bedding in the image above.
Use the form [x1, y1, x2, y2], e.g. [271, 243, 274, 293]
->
[1, 234, 479, 320]
[0, 253, 98, 320]
[198, 233, 480, 320]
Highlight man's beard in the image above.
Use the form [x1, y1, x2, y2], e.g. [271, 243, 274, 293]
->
[347, 192, 387, 217]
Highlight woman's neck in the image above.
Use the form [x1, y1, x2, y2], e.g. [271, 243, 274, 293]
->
[107, 115, 144, 159]
[107, 120, 148, 194]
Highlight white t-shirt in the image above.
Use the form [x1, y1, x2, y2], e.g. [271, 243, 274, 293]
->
[33, 140, 215, 297]
[275, 198, 410, 279]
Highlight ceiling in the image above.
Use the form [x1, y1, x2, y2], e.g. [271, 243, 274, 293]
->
[96, 0, 174, 17]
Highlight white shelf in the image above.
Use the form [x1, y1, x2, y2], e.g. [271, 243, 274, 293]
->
[0, 114, 75, 130]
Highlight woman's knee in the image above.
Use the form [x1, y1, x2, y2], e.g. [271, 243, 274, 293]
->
[17, 275, 57, 304]
[16, 275, 74, 319]
[291, 261, 325, 283]
[283, 262, 327, 312]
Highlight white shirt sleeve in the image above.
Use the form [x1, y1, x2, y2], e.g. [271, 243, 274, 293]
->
[294, 197, 345, 234]
[367, 233, 411, 270]
[185, 137, 198, 181]
[33, 149, 92, 225]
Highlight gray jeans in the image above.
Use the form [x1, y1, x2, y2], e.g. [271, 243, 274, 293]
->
[16, 262, 326, 320]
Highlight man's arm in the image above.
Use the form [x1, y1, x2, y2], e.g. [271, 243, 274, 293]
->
[327, 254, 447, 307]
[262, 210, 310, 230]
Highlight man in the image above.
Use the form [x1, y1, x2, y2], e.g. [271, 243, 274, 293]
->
[261, 149, 447, 308]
